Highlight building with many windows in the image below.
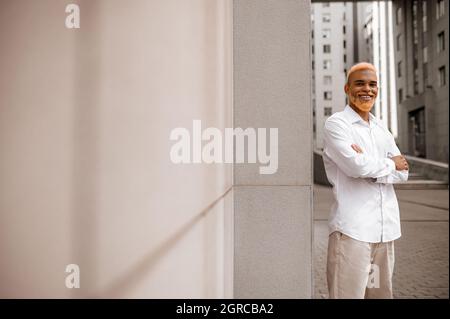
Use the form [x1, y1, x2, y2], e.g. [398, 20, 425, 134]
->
[312, 1, 355, 149]
[392, 0, 448, 162]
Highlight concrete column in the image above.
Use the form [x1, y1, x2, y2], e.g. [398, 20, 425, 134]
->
[233, 0, 313, 298]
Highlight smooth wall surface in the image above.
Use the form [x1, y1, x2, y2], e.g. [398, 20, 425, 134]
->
[0, 0, 233, 298]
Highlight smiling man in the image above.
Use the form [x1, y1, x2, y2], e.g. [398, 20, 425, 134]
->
[322, 62, 409, 299]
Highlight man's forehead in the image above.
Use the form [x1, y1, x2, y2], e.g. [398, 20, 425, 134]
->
[349, 69, 378, 82]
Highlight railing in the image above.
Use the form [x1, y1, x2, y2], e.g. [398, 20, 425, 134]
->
[404, 155, 449, 183]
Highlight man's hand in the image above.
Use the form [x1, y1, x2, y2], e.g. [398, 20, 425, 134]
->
[390, 155, 409, 171]
[351, 144, 363, 153]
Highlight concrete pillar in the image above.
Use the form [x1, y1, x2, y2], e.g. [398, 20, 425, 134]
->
[233, 0, 313, 298]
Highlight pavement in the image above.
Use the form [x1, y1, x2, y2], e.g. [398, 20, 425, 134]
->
[313, 184, 449, 299]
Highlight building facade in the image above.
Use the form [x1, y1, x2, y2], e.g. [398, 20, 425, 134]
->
[392, 0, 449, 162]
[312, 1, 355, 149]
[355, 1, 399, 138]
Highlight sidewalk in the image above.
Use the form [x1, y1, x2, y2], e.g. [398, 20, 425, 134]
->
[313, 184, 449, 299]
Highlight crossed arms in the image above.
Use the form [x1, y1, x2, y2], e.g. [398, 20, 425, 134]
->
[323, 118, 409, 184]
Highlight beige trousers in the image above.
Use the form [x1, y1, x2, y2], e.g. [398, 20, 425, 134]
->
[327, 231, 395, 299]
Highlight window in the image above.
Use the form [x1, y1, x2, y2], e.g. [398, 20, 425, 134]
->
[439, 66, 446, 86]
[323, 29, 331, 38]
[343, 54, 347, 63]
[437, 0, 445, 19]
[312, 60, 315, 70]
[409, 108, 427, 158]
[323, 44, 331, 53]
[324, 76, 332, 85]
[396, 7, 402, 24]
[422, 1, 428, 33]
[366, 20, 372, 36]
[437, 31, 445, 52]
[423, 47, 428, 63]
[423, 62, 429, 86]
[414, 69, 419, 94]
[323, 13, 331, 23]
[398, 89, 403, 103]
[397, 61, 402, 77]
[343, 25, 346, 34]
[397, 34, 402, 50]
[324, 91, 332, 100]
[343, 40, 346, 49]
[323, 2, 330, 8]
[413, 2, 418, 45]
[323, 60, 332, 70]
[324, 107, 332, 116]
[423, 30, 428, 46]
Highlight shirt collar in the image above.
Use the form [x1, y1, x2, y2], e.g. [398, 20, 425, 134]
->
[343, 105, 379, 127]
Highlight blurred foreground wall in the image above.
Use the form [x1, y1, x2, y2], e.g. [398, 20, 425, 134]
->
[0, 0, 233, 298]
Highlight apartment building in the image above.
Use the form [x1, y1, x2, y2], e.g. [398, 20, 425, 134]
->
[392, 0, 449, 162]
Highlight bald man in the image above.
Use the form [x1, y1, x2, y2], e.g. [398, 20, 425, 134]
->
[322, 62, 409, 299]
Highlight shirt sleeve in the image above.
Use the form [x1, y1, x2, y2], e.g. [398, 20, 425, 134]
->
[375, 131, 409, 184]
[323, 117, 397, 179]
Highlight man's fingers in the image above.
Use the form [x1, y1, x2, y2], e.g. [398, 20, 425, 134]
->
[351, 144, 363, 153]
[402, 158, 409, 170]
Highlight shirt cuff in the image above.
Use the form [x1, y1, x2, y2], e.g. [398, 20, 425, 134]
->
[385, 157, 396, 172]
[375, 159, 396, 184]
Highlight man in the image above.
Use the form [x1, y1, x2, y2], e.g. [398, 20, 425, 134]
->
[323, 62, 409, 299]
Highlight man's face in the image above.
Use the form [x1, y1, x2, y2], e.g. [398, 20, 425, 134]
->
[344, 69, 378, 112]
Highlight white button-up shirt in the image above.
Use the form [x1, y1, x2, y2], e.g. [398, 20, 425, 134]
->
[323, 105, 408, 243]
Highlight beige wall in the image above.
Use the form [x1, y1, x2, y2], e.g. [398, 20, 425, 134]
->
[0, 0, 233, 298]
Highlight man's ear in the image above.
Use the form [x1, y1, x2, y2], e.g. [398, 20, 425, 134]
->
[344, 83, 349, 94]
